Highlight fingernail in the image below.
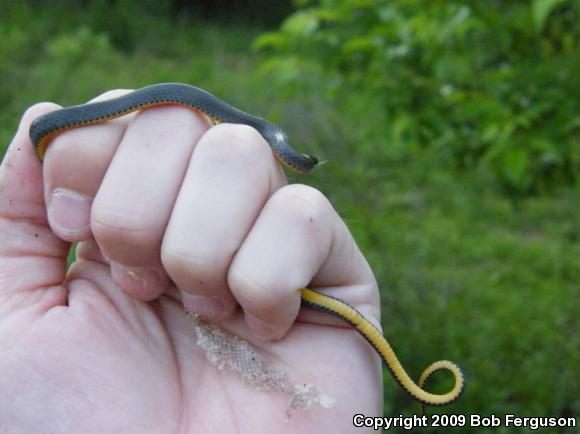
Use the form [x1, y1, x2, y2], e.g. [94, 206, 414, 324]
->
[110, 261, 166, 299]
[245, 312, 276, 340]
[49, 188, 91, 236]
[182, 293, 225, 322]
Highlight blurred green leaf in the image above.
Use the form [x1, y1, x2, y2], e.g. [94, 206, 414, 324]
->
[503, 147, 530, 185]
[531, 0, 568, 32]
[252, 32, 289, 51]
[341, 36, 380, 54]
[281, 10, 319, 37]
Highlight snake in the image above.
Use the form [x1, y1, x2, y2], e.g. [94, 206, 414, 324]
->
[29, 83, 465, 407]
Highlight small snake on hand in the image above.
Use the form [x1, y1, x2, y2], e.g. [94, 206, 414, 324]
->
[29, 83, 465, 408]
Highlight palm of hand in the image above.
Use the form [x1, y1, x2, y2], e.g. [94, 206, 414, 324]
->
[0, 99, 382, 434]
[0, 260, 380, 434]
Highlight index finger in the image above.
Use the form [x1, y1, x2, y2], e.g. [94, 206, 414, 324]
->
[42, 89, 135, 241]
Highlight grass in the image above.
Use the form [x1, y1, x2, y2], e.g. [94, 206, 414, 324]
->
[1, 3, 578, 432]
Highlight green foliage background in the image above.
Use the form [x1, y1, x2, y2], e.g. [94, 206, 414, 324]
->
[0, 1, 578, 432]
[255, 0, 580, 194]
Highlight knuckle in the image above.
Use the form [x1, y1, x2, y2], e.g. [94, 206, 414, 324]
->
[199, 123, 271, 164]
[23, 102, 61, 124]
[270, 184, 332, 225]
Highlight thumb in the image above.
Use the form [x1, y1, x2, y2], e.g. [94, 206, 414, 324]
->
[0, 103, 69, 307]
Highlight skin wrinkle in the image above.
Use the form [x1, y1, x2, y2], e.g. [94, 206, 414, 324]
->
[0, 250, 67, 260]
[92, 206, 169, 237]
[169, 323, 189, 434]
[75, 240, 106, 264]
[127, 300, 162, 348]
[0, 288, 60, 322]
[22, 286, 68, 316]
[0, 257, 65, 290]
[184, 345, 208, 424]
[0, 207, 50, 227]
[0, 210, 66, 237]
[0, 204, 47, 223]
[164, 245, 235, 280]
[222, 374, 243, 434]
[75, 260, 154, 318]
[144, 300, 188, 434]
[64, 268, 133, 334]
[165, 211, 262, 269]
[230, 268, 301, 324]
[139, 300, 181, 360]
[0, 276, 63, 298]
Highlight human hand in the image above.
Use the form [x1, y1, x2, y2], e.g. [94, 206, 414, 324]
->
[0, 90, 382, 433]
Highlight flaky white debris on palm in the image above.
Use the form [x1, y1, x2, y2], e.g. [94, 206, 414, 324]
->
[188, 313, 335, 416]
